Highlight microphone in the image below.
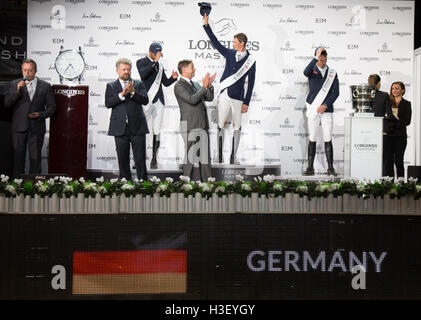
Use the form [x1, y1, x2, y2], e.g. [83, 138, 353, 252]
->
[22, 75, 28, 82]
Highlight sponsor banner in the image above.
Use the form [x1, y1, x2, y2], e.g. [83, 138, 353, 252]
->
[27, 0, 414, 175]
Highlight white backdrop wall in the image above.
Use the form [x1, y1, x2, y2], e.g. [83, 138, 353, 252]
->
[27, 0, 415, 176]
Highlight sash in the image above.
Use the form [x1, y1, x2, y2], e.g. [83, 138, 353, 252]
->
[143, 61, 163, 108]
[219, 54, 255, 92]
[306, 67, 336, 119]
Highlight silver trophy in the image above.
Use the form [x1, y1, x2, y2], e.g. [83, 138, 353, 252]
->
[350, 85, 376, 113]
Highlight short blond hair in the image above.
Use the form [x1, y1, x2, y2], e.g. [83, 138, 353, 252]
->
[116, 58, 132, 68]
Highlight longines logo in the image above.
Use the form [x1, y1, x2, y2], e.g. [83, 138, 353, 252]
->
[132, 1, 151, 5]
[294, 133, 309, 138]
[31, 24, 51, 30]
[116, 40, 135, 45]
[343, 70, 362, 76]
[378, 43, 392, 53]
[312, 44, 330, 50]
[392, 32, 411, 37]
[84, 37, 99, 48]
[328, 5, 347, 10]
[89, 114, 98, 126]
[376, 19, 395, 25]
[360, 57, 380, 62]
[294, 81, 308, 87]
[327, 31, 347, 36]
[97, 104, 106, 109]
[98, 78, 115, 82]
[99, 52, 118, 57]
[54, 89, 86, 97]
[66, 25, 85, 31]
[393, 6, 412, 12]
[188, 38, 259, 60]
[329, 56, 346, 62]
[360, 31, 379, 37]
[245, 145, 264, 151]
[264, 133, 281, 137]
[65, 0, 84, 3]
[132, 26, 152, 32]
[97, 156, 117, 160]
[280, 41, 295, 51]
[296, 4, 314, 10]
[98, 0, 118, 5]
[231, 2, 249, 8]
[263, 3, 283, 9]
[99, 26, 119, 31]
[364, 5, 379, 11]
[392, 58, 411, 63]
[132, 52, 148, 57]
[82, 13, 102, 18]
[262, 81, 282, 86]
[31, 50, 51, 56]
[151, 12, 165, 23]
[332, 133, 345, 138]
[294, 55, 313, 61]
[262, 106, 281, 112]
[280, 118, 294, 128]
[295, 30, 314, 36]
[165, 1, 184, 6]
[278, 17, 298, 23]
[32, 0, 51, 2]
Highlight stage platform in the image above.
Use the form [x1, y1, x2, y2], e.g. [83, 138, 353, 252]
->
[85, 165, 342, 182]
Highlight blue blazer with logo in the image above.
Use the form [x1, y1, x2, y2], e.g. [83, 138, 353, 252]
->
[203, 24, 256, 106]
[105, 79, 149, 136]
[303, 58, 339, 113]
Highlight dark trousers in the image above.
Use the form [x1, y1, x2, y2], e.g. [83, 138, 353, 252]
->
[182, 128, 211, 181]
[12, 131, 44, 177]
[383, 135, 407, 178]
[114, 126, 147, 181]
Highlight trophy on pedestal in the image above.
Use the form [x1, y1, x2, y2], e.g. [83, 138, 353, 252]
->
[350, 85, 376, 115]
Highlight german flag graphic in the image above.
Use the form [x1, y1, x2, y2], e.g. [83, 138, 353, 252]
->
[72, 232, 187, 295]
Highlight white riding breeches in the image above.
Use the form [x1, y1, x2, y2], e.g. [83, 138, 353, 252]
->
[144, 99, 164, 135]
[217, 90, 243, 130]
[307, 112, 333, 142]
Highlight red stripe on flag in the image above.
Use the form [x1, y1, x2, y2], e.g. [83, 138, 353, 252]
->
[73, 250, 187, 275]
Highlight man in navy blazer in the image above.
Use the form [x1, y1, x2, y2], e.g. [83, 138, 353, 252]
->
[136, 43, 178, 169]
[105, 58, 149, 181]
[203, 13, 256, 164]
[4, 59, 56, 177]
[303, 47, 339, 176]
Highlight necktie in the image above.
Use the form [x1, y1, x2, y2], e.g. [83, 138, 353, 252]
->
[190, 81, 197, 92]
[27, 82, 33, 101]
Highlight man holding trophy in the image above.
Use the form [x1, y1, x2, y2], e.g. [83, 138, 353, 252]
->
[200, 3, 256, 165]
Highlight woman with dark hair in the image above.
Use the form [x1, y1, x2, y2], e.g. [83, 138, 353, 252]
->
[383, 81, 412, 178]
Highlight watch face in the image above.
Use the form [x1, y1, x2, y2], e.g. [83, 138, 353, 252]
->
[55, 50, 85, 79]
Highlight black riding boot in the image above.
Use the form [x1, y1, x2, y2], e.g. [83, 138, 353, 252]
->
[303, 141, 316, 176]
[325, 141, 337, 176]
[150, 135, 159, 169]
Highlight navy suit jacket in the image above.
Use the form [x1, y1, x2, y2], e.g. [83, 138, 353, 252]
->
[105, 79, 149, 136]
[303, 58, 339, 113]
[203, 24, 256, 106]
[4, 77, 56, 133]
[136, 56, 177, 105]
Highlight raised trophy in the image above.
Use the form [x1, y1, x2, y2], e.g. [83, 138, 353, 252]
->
[198, 2, 212, 16]
[350, 85, 376, 114]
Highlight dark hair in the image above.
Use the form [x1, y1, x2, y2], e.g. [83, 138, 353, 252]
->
[368, 74, 381, 86]
[22, 59, 37, 71]
[177, 59, 192, 74]
[234, 33, 248, 45]
[389, 81, 406, 107]
[320, 50, 327, 57]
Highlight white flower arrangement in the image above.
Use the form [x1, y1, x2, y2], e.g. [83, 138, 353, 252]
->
[5, 185, 16, 195]
[179, 175, 191, 183]
[236, 175, 245, 182]
[263, 175, 276, 184]
[96, 176, 104, 183]
[166, 177, 174, 183]
[1, 174, 9, 183]
[14, 179, 23, 186]
[207, 177, 216, 183]
[79, 177, 86, 184]
[241, 183, 251, 191]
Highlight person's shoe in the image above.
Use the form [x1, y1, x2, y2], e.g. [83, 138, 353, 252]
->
[150, 157, 157, 169]
[303, 167, 315, 176]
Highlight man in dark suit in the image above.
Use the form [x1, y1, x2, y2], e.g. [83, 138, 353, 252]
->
[174, 60, 215, 181]
[136, 43, 178, 169]
[4, 59, 56, 177]
[368, 74, 393, 176]
[105, 58, 149, 181]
